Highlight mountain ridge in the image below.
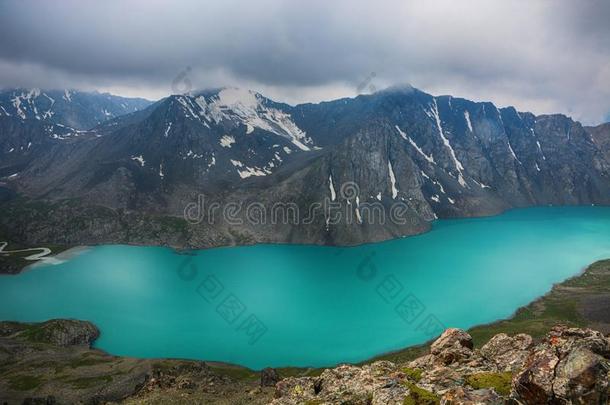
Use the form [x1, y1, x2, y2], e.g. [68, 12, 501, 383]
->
[1, 85, 610, 254]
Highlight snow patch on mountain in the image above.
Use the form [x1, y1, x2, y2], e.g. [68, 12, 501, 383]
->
[187, 88, 315, 151]
[131, 155, 145, 167]
[220, 135, 235, 148]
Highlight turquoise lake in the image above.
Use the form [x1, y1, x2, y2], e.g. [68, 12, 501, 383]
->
[1, 206, 610, 369]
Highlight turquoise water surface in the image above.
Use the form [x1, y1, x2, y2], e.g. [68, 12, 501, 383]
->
[1, 206, 610, 369]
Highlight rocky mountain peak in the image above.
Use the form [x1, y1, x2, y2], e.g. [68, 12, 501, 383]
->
[0, 88, 152, 130]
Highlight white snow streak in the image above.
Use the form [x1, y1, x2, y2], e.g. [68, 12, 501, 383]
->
[429, 98, 467, 187]
[388, 161, 398, 199]
[508, 141, 522, 164]
[397, 125, 435, 164]
[328, 175, 336, 201]
[464, 111, 473, 132]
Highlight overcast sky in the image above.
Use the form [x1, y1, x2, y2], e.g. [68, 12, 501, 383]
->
[0, 0, 609, 124]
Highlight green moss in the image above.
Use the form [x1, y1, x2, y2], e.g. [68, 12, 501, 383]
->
[68, 375, 113, 389]
[69, 356, 113, 368]
[465, 372, 512, 396]
[152, 360, 176, 372]
[208, 364, 258, 381]
[403, 381, 439, 405]
[20, 324, 51, 343]
[7, 374, 44, 391]
[402, 367, 423, 382]
[277, 367, 324, 378]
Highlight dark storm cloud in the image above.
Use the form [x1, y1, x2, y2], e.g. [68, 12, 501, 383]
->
[0, 0, 609, 124]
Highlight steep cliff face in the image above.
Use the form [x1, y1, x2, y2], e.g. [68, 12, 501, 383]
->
[1, 86, 610, 249]
[589, 122, 610, 162]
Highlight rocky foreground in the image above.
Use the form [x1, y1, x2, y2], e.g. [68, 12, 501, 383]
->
[1, 320, 609, 404]
[272, 325, 610, 404]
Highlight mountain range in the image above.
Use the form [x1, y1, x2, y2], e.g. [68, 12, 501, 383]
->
[1, 86, 610, 250]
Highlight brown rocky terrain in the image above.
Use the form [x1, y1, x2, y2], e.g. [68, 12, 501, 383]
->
[0, 319, 277, 404]
[2, 320, 609, 404]
[272, 325, 610, 404]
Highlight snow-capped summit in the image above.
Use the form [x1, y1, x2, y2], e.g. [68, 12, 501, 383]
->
[166, 88, 314, 151]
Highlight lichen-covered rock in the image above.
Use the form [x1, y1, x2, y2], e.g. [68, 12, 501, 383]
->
[430, 328, 474, 366]
[510, 325, 610, 404]
[511, 344, 560, 403]
[440, 386, 503, 404]
[270, 326, 610, 405]
[273, 376, 317, 404]
[545, 325, 610, 358]
[272, 362, 410, 404]
[553, 346, 609, 404]
[417, 366, 465, 394]
[480, 333, 533, 372]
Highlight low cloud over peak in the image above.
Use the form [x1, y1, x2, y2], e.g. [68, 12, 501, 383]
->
[1, 0, 609, 124]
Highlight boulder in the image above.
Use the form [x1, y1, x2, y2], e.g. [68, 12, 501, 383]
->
[430, 328, 474, 365]
[480, 332, 533, 372]
[510, 325, 610, 404]
[273, 376, 317, 403]
[260, 367, 280, 387]
[545, 325, 610, 358]
[511, 344, 560, 404]
[553, 346, 609, 404]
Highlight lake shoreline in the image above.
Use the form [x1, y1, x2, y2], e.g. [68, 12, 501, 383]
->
[1, 259, 609, 404]
[2, 258, 609, 372]
[1, 204, 605, 276]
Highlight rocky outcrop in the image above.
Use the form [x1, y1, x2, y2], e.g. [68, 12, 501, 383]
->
[0, 320, 275, 404]
[480, 332, 533, 372]
[271, 325, 610, 405]
[512, 325, 610, 404]
[261, 367, 280, 387]
[429, 328, 475, 366]
[12, 319, 100, 347]
[272, 362, 411, 405]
